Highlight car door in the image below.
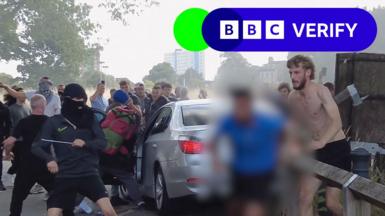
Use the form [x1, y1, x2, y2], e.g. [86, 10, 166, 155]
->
[139, 107, 173, 195]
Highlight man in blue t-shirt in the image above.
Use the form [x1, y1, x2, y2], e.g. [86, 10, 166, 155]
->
[214, 88, 285, 216]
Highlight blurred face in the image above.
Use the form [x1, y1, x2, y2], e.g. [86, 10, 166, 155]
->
[98, 84, 105, 95]
[136, 85, 145, 97]
[233, 96, 253, 122]
[162, 87, 172, 97]
[120, 83, 130, 93]
[152, 87, 161, 100]
[279, 88, 290, 98]
[110, 90, 116, 98]
[57, 85, 65, 93]
[289, 64, 310, 90]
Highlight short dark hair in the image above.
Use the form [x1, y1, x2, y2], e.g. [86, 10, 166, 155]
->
[153, 85, 161, 90]
[161, 82, 172, 89]
[230, 88, 251, 99]
[278, 82, 291, 92]
[119, 80, 129, 86]
[323, 82, 335, 91]
[287, 55, 315, 80]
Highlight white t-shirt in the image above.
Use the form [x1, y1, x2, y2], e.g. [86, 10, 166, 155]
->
[26, 91, 61, 117]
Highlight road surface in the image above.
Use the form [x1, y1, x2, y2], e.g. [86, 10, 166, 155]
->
[0, 161, 220, 216]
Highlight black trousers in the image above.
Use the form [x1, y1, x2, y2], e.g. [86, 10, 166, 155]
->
[9, 168, 75, 216]
[0, 144, 3, 183]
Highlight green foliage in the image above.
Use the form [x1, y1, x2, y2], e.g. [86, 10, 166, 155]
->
[177, 68, 204, 89]
[0, 0, 97, 87]
[0, 72, 17, 85]
[143, 62, 177, 84]
[215, 53, 257, 90]
[143, 79, 154, 90]
[98, 0, 159, 25]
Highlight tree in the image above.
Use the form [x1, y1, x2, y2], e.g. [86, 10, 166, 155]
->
[0, 73, 17, 85]
[143, 62, 177, 84]
[215, 53, 257, 91]
[0, 0, 97, 87]
[177, 68, 204, 89]
[98, 0, 159, 25]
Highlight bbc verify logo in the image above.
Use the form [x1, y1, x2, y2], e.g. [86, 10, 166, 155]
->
[220, 21, 357, 40]
[173, 8, 377, 52]
[221, 20, 284, 39]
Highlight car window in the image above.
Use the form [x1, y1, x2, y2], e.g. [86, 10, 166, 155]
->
[150, 107, 172, 135]
[181, 105, 210, 126]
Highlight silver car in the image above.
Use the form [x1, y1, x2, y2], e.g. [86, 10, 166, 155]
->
[135, 99, 212, 215]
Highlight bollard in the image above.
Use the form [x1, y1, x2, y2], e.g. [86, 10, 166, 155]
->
[351, 148, 371, 178]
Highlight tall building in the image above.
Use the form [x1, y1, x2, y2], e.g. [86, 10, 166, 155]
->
[164, 49, 205, 78]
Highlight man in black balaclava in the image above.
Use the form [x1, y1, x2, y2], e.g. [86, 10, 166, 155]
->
[32, 83, 117, 216]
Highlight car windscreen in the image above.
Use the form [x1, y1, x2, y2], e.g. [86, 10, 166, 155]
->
[181, 104, 211, 126]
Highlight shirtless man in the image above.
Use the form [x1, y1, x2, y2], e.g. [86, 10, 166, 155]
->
[287, 55, 351, 216]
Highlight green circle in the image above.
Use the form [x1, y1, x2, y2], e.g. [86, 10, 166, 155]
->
[174, 8, 209, 51]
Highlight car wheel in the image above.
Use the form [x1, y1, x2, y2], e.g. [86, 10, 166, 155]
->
[154, 168, 173, 215]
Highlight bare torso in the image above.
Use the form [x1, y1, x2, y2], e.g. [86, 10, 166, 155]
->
[289, 83, 345, 146]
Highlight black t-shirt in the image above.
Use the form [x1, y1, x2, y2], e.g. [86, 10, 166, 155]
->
[0, 102, 11, 140]
[12, 115, 48, 169]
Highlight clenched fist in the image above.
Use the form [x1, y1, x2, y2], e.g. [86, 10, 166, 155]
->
[72, 139, 86, 148]
[47, 161, 59, 174]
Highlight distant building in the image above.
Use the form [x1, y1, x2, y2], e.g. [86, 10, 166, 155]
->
[164, 49, 205, 78]
[254, 57, 290, 86]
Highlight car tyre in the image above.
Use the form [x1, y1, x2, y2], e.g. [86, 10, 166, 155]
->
[154, 168, 173, 216]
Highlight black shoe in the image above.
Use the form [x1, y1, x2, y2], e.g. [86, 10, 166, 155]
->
[133, 201, 145, 210]
[110, 196, 129, 206]
[0, 182, 6, 191]
[7, 164, 17, 175]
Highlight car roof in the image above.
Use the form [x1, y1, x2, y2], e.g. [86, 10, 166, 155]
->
[171, 99, 212, 107]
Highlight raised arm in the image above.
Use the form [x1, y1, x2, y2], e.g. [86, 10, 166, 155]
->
[89, 84, 101, 102]
[0, 83, 27, 102]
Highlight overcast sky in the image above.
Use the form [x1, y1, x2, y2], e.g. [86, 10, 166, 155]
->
[1, 0, 384, 82]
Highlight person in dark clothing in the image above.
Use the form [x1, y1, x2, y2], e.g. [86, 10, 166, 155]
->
[145, 85, 169, 122]
[119, 80, 141, 106]
[57, 84, 65, 102]
[3, 95, 74, 216]
[135, 83, 151, 115]
[108, 88, 116, 106]
[0, 101, 11, 191]
[161, 82, 177, 102]
[2, 86, 31, 175]
[32, 83, 117, 216]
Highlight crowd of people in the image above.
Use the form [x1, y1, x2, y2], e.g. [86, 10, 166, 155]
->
[0, 54, 351, 216]
[0, 78, 205, 216]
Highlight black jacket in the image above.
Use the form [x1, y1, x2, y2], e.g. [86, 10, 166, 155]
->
[145, 96, 169, 122]
[32, 115, 107, 178]
[0, 102, 11, 141]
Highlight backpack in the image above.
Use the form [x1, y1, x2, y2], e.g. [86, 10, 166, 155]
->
[101, 105, 141, 156]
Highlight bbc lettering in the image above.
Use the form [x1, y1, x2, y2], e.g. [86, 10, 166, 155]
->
[220, 20, 285, 40]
